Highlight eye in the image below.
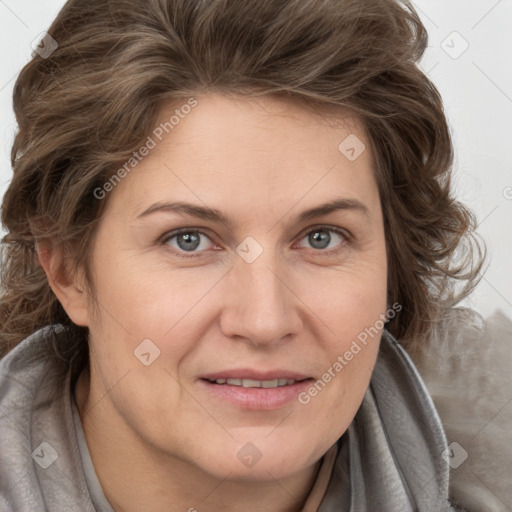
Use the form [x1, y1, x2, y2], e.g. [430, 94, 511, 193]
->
[161, 225, 350, 259]
[296, 226, 348, 254]
[162, 229, 215, 258]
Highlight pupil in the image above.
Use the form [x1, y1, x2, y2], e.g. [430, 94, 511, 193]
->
[178, 232, 200, 251]
[310, 230, 330, 249]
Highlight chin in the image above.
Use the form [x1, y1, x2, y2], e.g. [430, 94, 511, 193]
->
[191, 437, 315, 482]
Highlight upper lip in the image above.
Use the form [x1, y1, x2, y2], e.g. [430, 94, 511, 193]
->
[201, 369, 312, 381]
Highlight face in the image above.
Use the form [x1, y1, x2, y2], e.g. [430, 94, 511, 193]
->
[78, 93, 387, 482]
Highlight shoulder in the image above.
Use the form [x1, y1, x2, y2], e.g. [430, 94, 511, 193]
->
[0, 326, 71, 417]
[411, 307, 512, 512]
[0, 327, 57, 508]
[0, 326, 92, 511]
[0, 326, 62, 422]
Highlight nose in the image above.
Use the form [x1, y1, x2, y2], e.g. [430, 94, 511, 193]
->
[219, 245, 303, 349]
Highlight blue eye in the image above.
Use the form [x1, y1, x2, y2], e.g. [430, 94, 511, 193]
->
[162, 229, 214, 258]
[296, 226, 348, 253]
[161, 226, 349, 259]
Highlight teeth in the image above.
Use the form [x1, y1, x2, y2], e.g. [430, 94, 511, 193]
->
[210, 378, 297, 388]
[242, 378, 267, 388]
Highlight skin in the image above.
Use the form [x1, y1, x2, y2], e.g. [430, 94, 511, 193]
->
[39, 92, 388, 512]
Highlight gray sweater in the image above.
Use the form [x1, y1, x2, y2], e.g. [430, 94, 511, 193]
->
[0, 325, 466, 511]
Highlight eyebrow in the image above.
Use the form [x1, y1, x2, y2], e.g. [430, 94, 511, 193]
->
[136, 198, 370, 226]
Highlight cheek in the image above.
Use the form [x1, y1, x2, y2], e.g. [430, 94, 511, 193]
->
[86, 254, 227, 403]
[315, 254, 388, 340]
[300, 259, 387, 416]
[91, 250, 208, 336]
[298, 315, 383, 445]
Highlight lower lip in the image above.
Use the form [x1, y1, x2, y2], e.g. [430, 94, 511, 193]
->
[199, 379, 314, 410]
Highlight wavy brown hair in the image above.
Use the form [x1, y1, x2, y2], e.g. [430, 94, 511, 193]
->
[0, 0, 485, 362]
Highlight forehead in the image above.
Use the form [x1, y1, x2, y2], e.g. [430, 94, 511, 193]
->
[103, 92, 379, 222]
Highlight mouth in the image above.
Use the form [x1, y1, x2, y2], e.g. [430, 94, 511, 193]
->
[199, 372, 314, 410]
[203, 377, 306, 388]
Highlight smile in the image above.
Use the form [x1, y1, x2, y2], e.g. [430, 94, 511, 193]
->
[206, 378, 297, 388]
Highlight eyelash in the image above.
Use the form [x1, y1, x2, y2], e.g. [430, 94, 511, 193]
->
[160, 225, 351, 260]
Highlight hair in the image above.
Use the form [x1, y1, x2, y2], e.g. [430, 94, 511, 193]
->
[0, 0, 485, 362]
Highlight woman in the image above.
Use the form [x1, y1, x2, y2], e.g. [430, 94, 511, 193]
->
[0, 0, 488, 510]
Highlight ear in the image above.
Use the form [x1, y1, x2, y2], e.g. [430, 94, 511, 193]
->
[36, 241, 90, 327]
